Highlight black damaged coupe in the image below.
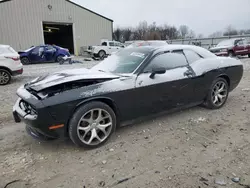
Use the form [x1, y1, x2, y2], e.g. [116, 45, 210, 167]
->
[13, 45, 243, 148]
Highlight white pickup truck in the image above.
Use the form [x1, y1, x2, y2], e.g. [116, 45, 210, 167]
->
[86, 41, 125, 59]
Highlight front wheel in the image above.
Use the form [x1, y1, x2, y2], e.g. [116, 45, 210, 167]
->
[0, 69, 11, 85]
[203, 77, 229, 109]
[69, 101, 116, 148]
[228, 51, 235, 57]
[248, 53, 250, 58]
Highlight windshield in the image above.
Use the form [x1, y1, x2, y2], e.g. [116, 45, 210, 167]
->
[91, 48, 152, 74]
[217, 39, 234, 47]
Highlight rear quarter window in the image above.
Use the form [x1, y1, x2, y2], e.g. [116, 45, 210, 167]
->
[183, 49, 202, 64]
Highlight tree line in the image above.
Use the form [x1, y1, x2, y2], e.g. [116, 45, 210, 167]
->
[113, 21, 250, 42]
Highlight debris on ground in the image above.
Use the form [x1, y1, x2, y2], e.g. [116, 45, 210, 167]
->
[102, 160, 107, 165]
[215, 177, 227, 186]
[239, 176, 250, 186]
[231, 177, 240, 183]
[98, 181, 105, 187]
[242, 88, 250, 91]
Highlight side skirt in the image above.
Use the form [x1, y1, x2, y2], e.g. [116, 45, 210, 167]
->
[119, 101, 203, 127]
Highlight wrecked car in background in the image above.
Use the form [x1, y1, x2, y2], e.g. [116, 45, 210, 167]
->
[13, 45, 243, 148]
[209, 38, 250, 57]
[18, 45, 71, 65]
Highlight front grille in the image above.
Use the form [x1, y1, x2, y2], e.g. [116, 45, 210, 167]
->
[210, 49, 220, 53]
[19, 100, 37, 115]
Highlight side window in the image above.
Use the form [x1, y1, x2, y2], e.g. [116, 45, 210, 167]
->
[114, 42, 119, 47]
[237, 40, 243, 45]
[109, 42, 114, 46]
[243, 39, 248, 45]
[101, 42, 107, 46]
[183, 49, 202, 64]
[144, 51, 188, 72]
[32, 47, 41, 54]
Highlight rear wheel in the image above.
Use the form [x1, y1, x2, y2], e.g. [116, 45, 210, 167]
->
[69, 101, 116, 148]
[0, 69, 11, 85]
[98, 50, 106, 60]
[248, 54, 250, 58]
[56, 55, 64, 63]
[203, 77, 229, 109]
[21, 57, 30, 65]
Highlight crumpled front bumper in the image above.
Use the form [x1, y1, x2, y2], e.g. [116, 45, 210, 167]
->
[13, 86, 65, 139]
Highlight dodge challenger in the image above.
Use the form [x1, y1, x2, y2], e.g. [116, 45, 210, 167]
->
[13, 45, 243, 148]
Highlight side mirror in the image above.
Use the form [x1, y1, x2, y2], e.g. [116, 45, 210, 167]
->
[149, 67, 166, 79]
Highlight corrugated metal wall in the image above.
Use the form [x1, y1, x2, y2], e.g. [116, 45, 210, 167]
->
[0, 0, 113, 55]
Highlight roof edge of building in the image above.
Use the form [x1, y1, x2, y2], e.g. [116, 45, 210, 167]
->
[0, 0, 114, 22]
[66, 0, 113, 22]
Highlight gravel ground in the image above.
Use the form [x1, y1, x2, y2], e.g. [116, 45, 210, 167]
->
[1, 57, 250, 188]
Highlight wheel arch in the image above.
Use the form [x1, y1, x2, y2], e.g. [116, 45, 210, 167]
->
[0, 66, 12, 75]
[217, 74, 230, 89]
[65, 97, 120, 135]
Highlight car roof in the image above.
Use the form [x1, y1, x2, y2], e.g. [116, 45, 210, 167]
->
[154, 44, 216, 58]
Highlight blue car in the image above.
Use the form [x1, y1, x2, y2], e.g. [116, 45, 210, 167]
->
[18, 45, 70, 65]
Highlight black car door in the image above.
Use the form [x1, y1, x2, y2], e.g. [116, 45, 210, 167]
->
[134, 50, 195, 116]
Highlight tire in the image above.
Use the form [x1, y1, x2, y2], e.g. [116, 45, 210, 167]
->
[98, 50, 106, 59]
[56, 55, 64, 62]
[248, 54, 250, 58]
[69, 101, 116, 148]
[0, 69, 11, 85]
[203, 77, 229, 109]
[228, 51, 234, 58]
[21, 57, 30, 65]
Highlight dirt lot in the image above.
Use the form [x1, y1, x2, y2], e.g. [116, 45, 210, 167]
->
[1, 58, 250, 188]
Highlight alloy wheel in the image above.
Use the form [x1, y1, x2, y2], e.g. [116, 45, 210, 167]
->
[211, 81, 228, 107]
[77, 108, 113, 146]
[0, 70, 10, 85]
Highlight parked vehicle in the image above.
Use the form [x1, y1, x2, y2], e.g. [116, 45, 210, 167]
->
[209, 38, 250, 57]
[0, 45, 23, 85]
[126, 40, 168, 48]
[13, 45, 243, 148]
[86, 41, 125, 59]
[18, 45, 70, 65]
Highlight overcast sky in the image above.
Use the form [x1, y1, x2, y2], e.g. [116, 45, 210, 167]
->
[73, 0, 250, 36]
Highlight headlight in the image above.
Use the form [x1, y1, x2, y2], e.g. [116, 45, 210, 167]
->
[220, 49, 227, 52]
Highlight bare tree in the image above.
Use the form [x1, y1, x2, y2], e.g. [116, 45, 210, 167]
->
[209, 31, 223, 38]
[179, 25, 189, 38]
[122, 28, 132, 42]
[197, 34, 204, 38]
[137, 21, 148, 40]
[113, 28, 122, 41]
[187, 29, 196, 38]
[223, 25, 238, 36]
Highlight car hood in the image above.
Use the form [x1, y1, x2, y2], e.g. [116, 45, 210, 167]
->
[25, 68, 120, 92]
[209, 45, 232, 51]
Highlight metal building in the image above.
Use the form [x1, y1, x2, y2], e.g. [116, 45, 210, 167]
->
[0, 0, 113, 55]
